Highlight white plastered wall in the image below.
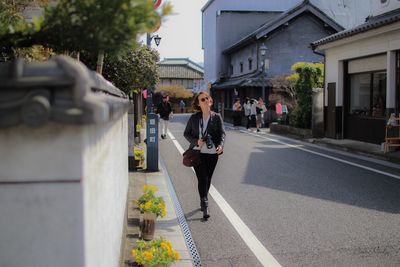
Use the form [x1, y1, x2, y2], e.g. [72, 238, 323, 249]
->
[322, 21, 400, 109]
[0, 114, 129, 267]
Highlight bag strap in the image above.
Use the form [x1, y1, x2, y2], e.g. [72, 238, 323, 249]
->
[200, 115, 212, 138]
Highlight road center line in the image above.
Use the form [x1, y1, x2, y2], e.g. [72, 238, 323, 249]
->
[240, 129, 400, 180]
[167, 130, 282, 267]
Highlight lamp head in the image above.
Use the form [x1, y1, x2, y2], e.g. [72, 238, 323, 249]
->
[260, 43, 267, 56]
[154, 35, 161, 46]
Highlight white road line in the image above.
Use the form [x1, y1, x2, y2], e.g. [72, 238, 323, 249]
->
[239, 129, 400, 180]
[167, 130, 282, 267]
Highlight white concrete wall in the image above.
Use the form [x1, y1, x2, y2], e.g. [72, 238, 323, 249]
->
[371, 0, 400, 16]
[83, 116, 128, 267]
[312, 0, 372, 28]
[0, 115, 129, 267]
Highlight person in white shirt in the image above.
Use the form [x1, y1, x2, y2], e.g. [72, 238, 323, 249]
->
[249, 99, 257, 131]
[243, 97, 251, 130]
[184, 92, 225, 220]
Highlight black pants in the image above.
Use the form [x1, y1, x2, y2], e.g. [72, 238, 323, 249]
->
[246, 115, 251, 129]
[233, 111, 241, 126]
[249, 115, 256, 128]
[193, 153, 219, 199]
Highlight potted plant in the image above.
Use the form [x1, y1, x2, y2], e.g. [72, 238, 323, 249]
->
[137, 185, 158, 206]
[131, 237, 180, 267]
[133, 146, 145, 169]
[137, 185, 166, 240]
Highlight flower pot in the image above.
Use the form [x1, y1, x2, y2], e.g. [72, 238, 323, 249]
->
[141, 212, 157, 240]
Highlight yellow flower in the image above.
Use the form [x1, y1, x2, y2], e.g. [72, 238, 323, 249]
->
[144, 200, 152, 210]
[131, 249, 137, 258]
[174, 251, 180, 260]
[160, 242, 170, 250]
[143, 251, 153, 260]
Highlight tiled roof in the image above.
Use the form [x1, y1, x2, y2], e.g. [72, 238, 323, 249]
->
[312, 8, 400, 48]
[158, 58, 204, 79]
[212, 71, 269, 89]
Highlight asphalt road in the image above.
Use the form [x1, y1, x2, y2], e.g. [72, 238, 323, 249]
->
[160, 114, 400, 267]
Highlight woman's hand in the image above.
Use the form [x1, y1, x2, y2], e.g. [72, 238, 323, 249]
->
[216, 145, 223, 154]
[197, 139, 205, 147]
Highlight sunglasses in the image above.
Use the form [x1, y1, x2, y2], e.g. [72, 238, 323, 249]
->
[200, 97, 209, 102]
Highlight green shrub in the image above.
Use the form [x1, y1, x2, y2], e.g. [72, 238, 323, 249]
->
[289, 62, 323, 129]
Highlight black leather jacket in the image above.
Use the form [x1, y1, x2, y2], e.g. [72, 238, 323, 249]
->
[184, 111, 226, 150]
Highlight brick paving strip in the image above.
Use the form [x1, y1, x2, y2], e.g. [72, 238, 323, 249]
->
[122, 171, 146, 267]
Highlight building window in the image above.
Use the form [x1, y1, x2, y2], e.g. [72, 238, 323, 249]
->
[230, 65, 233, 75]
[188, 80, 194, 89]
[240, 62, 243, 73]
[248, 59, 252, 70]
[349, 71, 386, 118]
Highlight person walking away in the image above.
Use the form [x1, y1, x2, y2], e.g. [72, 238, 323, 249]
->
[179, 100, 186, 113]
[249, 99, 257, 131]
[243, 97, 251, 130]
[232, 98, 242, 129]
[256, 97, 267, 132]
[156, 95, 173, 139]
[184, 91, 225, 220]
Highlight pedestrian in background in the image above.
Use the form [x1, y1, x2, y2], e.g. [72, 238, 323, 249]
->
[184, 91, 225, 220]
[156, 95, 173, 139]
[249, 99, 257, 131]
[232, 98, 242, 129]
[243, 97, 251, 130]
[256, 97, 267, 132]
[179, 100, 186, 113]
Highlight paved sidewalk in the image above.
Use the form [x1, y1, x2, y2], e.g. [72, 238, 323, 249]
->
[123, 165, 195, 267]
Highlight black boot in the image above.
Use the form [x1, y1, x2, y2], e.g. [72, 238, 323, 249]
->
[200, 197, 210, 220]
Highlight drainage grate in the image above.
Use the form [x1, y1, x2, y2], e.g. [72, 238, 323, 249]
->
[161, 159, 202, 267]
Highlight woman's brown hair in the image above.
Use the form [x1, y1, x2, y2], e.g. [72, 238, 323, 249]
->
[191, 91, 213, 111]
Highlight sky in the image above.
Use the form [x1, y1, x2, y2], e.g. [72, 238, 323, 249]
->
[143, 0, 209, 64]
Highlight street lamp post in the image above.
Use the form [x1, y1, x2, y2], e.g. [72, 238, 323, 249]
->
[145, 33, 161, 172]
[259, 43, 268, 105]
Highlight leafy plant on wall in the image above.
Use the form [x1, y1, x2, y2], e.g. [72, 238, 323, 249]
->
[103, 45, 160, 95]
[0, 0, 172, 74]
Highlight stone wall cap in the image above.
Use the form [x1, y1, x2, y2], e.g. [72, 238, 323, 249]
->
[0, 56, 132, 128]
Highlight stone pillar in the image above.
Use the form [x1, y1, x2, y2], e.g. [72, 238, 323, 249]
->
[312, 88, 324, 137]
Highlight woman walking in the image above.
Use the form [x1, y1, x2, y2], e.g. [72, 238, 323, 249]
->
[184, 91, 225, 220]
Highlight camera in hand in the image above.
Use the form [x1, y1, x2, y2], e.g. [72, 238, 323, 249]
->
[203, 134, 213, 149]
